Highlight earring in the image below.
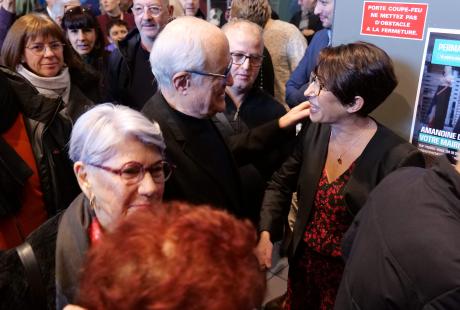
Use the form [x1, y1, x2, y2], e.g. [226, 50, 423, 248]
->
[89, 194, 97, 210]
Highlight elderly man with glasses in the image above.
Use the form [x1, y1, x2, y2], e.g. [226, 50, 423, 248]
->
[142, 17, 310, 218]
[107, 0, 173, 110]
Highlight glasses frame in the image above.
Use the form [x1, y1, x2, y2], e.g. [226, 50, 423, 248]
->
[230, 52, 264, 67]
[64, 5, 90, 15]
[25, 42, 66, 56]
[186, 61, 233, 81]
[87, 160, 174, 184]
[131, 4, 163, 17]
[308, 72, 326, 97]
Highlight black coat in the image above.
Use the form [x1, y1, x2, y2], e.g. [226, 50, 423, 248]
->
[0, 66, 81, 219]
[142, 92, 245, 216]
[142, 92, 291, 218]
[259, 120, 426, 257]
[0, 194, 90, 310]
[213, 88, 295, 222]
[335, 155, 460, 310]
[107, 28, 156, 110]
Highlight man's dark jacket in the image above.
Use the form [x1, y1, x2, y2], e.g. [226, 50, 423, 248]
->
[142, 92, 291, 218]
[107, 28, 155, 110]
[336, 155, 460, 310]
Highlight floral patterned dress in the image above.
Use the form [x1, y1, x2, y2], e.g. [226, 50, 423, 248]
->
[285, 164, 355, 310]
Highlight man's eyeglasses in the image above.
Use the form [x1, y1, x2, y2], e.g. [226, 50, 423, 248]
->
[88, 160, 174, 185]
[307, 72, 326, 97]
[131, 5, 162, 16]
[186, 61, 233, 81]
[26, 42, 65, 56]
[230, 52, 264, 67]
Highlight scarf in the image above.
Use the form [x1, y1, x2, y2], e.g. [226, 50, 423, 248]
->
[55, 193, 91, 308]
[17, 64, 71, 104]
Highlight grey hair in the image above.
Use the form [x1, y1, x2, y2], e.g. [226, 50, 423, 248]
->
[150, 16, 214, 91]
[69, 103, 166, 164]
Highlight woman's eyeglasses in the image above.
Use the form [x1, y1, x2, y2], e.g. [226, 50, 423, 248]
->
[308, 72, 326, 97]
[26, 42, 65, 56]
[88, 160, 174, 185]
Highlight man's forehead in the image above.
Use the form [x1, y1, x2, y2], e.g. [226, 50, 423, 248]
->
[133, 0, 164, 6]
[227, 27, 262, 45]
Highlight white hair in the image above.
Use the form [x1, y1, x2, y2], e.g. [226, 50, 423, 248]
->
[150, 16, 222, 91]
[69, 103, 166, 164]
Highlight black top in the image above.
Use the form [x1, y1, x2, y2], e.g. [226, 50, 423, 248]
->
[107, 29, 157, 110]
[142, 92, 245, 216]
[214, 88, 294, 222]
[259, 120, 425, 256]
[131, 45, 157, 110]
[336, 155, 460, 309]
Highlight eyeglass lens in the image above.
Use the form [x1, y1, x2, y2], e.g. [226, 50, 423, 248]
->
[120, 161, 172, 183]
[132, 5, 161, 16]
[231, 53, 263, 66]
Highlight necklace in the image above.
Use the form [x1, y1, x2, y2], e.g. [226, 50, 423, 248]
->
[332, 120, 373, 165]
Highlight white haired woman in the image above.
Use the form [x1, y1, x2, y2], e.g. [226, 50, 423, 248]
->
[0, 103, 172, 309]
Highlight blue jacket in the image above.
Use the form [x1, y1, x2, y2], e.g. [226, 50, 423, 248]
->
[285, 28, 329, 107]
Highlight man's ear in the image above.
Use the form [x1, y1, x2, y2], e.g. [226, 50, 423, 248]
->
[346, 96, 364, 114]
[172, 72, 190, 95]
[168, 4, 174, 17]
[74, 161, 92, 198]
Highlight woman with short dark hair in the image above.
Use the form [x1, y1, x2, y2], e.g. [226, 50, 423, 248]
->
[256, 41, 425, 309]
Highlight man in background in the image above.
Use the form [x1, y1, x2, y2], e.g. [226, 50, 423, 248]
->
[107, 0, 173, 110]
[285, 0, 334, 107]
[289, 0, 323, 44]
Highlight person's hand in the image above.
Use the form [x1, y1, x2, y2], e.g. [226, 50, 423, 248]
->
[255, 231, 273, 270]
[278, 101, 311, 129]
[63, 305, 86, 310]
[302, 29, 315, 37]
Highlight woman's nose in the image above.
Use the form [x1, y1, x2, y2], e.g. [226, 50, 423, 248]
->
[138, 171, 160, 197]
[77, 30, 85, 40]
[304, 82, 316, 97]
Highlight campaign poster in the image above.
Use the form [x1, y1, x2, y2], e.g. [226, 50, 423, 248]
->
[410, 28, 460, 158]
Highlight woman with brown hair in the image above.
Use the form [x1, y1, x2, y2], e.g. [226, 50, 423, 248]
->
[1, 12, 99, 121]
[256, 42, 426, 309]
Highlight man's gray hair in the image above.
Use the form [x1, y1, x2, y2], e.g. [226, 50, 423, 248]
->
[69, 103, 166, 165]
[150, 16, 217, 91]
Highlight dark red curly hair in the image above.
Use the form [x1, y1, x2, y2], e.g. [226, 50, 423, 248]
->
[76, 202, 265, 310]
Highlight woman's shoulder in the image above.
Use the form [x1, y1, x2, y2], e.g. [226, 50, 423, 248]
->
[370, 123, 425, 168]
[374, 123, 419, 151]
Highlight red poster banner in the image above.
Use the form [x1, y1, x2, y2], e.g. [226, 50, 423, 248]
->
[361, 1, 428, 40]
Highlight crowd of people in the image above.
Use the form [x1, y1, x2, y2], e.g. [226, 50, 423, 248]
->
[0, 0, 459, 309]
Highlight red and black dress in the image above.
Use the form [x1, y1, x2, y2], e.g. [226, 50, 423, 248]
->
[285, 164, 355, 310]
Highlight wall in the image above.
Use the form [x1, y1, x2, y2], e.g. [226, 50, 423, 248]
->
[332, 0, 460, 139]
